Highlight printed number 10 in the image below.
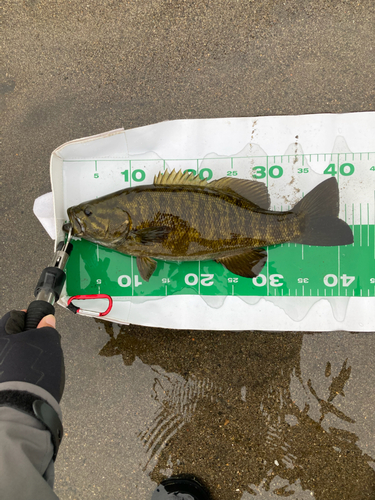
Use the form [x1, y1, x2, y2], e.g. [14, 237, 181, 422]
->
[121, 169, 146, 183]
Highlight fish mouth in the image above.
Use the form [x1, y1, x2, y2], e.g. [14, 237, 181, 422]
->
[63, 212, 85, 236]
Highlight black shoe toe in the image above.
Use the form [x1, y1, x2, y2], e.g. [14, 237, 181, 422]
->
[151, 475, 210, 499]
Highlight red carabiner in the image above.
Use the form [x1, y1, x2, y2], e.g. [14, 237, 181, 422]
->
[67, 294, 113, 317]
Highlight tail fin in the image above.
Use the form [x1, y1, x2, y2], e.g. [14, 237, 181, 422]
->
[292, 177, 353, 246]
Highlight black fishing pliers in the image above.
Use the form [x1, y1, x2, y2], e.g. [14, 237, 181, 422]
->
[25, 225, 73, 330]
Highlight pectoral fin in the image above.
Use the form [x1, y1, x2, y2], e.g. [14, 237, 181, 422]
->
[132, 226, 171, 245]
[136, 256, 157, 281]
[216, 248, 267, 278]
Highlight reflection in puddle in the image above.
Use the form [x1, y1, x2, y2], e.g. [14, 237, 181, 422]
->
[98, 322, 375, 499]
[140, 371, 221, 472]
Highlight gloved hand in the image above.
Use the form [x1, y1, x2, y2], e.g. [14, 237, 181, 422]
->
[0, 310, 65, 402]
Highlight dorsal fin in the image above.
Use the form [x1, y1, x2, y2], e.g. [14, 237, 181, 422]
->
[209, 178, 270, 209]
[154, 169, 270, 209]
[154, 169, 208, 187]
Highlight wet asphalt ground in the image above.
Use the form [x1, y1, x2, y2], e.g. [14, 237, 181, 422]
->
[2, 1, 375, 499]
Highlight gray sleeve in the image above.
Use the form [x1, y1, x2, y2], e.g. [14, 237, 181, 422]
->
[0, 407, 59, 500]
[0, 380, 62, 500]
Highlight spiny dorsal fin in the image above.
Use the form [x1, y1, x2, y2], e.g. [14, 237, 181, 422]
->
[154, 169, 208, 187]
[154, 169, 270, 208]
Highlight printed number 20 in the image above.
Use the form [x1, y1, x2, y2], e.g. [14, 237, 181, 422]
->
[185, 273, 214, 287]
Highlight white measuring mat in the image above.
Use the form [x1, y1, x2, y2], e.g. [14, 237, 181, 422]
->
[35, 113, 374, 331]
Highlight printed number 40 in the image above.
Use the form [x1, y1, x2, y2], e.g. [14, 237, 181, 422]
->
[324, 274, 355, 287]
[324, 163, 355, 176]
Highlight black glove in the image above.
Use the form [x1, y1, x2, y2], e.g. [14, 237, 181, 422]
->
[0, 310, 65, 403]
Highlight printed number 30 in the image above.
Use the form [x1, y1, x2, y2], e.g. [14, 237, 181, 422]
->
[253, 274, 284, 287]
[252, 166, 283, 179]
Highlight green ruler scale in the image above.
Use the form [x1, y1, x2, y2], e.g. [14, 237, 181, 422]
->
[64, 151, 375, 299]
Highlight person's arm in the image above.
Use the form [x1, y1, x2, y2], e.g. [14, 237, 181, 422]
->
[0, 311, 64, 500]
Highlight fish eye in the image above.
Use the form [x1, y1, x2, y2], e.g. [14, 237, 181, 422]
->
[84, 207, 92, 216]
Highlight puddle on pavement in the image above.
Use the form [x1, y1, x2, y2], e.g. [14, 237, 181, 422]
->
[96, 320, 375, 500]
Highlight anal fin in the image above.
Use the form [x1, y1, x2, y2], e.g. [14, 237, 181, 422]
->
[137, 256, 157, 282]
[216, 248, 267, 278]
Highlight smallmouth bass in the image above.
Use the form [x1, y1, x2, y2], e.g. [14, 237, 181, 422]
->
[63, 170, 353, 281]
